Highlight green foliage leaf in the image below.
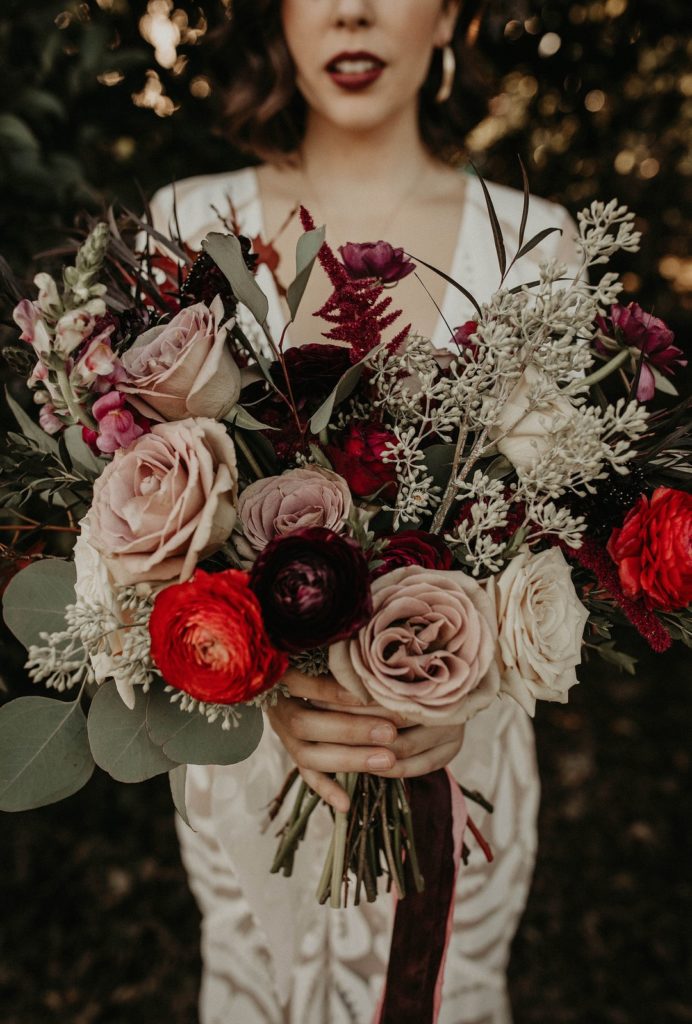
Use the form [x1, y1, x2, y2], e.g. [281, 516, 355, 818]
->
[5, 387, 59, 455]
[286, 225, 325, 321]
[202, 232, 269, 327]
[87, 681, 176, 783]
[0, 696, 94, 812]
[309, 357, 367, 435]
[0, 113, 40, 153]
[146, 684, 264, 765]
[226, 405, 278, 432]
[3, 558, 76, 651]
[168, 763, 194, 830]
[63, 424, 107, 478]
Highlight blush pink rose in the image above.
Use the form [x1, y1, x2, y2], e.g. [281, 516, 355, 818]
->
[238, 466, 352, 552]
[89, 417, 238, 585]
[329, 564, 500, 726]
[118, 296, 241, 422]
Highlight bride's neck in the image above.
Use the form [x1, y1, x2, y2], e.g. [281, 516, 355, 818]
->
[297, 104, 435, 190]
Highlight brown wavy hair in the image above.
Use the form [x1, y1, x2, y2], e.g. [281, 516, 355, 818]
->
[212, 1, 490, 166]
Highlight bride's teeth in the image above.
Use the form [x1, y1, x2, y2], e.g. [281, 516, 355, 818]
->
[333, 59, 379, 74]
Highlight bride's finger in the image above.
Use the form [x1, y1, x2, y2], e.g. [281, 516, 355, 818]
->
[281, 668, 365, 706]
[390, 724, 462, 760]
[371, 738, 463, 779]
[298, 767, 351, 813]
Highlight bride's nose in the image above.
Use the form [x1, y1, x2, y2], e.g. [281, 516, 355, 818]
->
[331, 0, 374, 29]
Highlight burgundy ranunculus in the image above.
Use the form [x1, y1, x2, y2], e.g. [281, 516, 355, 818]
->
[452, 320, 480, 361]
[327, 421, 398, 499]
[595, 302, 686, 402]
[372, 530, 454, 579]
[249, 526, 373, 653]
[339, 241, 415, 284]
[247, 344, 353, 461]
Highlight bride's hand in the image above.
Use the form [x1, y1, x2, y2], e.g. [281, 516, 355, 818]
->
[266, 669, 464, 812]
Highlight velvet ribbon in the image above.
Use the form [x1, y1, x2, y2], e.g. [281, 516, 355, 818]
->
[374, 768, 467, 1024]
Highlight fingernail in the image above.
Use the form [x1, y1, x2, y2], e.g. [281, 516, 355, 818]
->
[367, 753, 394, 770]
[370, 725, 395, 743]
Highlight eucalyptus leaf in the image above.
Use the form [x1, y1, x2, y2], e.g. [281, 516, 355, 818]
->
[286, 226, 325, 321]
[63, 425, 107, 478]
[3, 559, 76, 651]
[168, 764, 194, 829]
[5, 387, 59, 455]
[87, 681, 177, 783]
[0, 696, 94, 812]
[226, 405, 278, 432]
[309, 358, 366, 434]
[146, 684, 263, 765]
[203, 233, 269, 327]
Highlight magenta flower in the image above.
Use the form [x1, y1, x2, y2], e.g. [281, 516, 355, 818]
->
[339, 241, 415, 284]
[596, 302, 686, 402]
[92, 392, 145, 454]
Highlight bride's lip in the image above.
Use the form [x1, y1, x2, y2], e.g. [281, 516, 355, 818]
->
[325, 50, 386, 92]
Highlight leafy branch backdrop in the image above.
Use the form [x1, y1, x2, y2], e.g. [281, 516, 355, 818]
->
[0, 2, 690, 1022]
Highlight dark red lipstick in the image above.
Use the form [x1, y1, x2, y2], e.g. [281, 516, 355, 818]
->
[325, 51, 386, 91]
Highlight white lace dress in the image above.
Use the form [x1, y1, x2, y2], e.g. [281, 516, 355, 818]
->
[148, 167, 581, 1024]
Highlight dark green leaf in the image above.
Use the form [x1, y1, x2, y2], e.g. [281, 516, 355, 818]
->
[309, 358, 367, 434]
[169, 764, 194, 829]
[515, 226, 562, 262]
[3, 559, 76, 651]
[87, 681, 177, 783]
[203, 232, 269, 327]
[0, 696, 94, 812]
[146, 684, 264, 765]
[286, 226, 325, 321]
[471, 163, 507, 278]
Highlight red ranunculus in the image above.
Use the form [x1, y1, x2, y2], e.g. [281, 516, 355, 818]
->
[372, 529, 453, 579]
[249, 526, 372, 653]
[606, 487, 692, 611]
[149, 569, 287, 703]
[327, 421, 398, 498]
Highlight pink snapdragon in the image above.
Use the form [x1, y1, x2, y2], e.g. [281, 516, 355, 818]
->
[92, 392, 145, 454]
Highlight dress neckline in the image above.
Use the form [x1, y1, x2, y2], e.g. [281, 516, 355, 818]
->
[247, 165, 475, 351]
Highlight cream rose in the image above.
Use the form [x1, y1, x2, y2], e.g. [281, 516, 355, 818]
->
[490, 364, 575, 474]
[238, 466, 352, 552]
[486, 547, 589, 716]
[89, 417, 238, 585]
[329, 565, 500, 726]
[119, 296, 241, 422]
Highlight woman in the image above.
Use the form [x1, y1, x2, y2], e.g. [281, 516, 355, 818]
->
[148, 2, 582, 1021]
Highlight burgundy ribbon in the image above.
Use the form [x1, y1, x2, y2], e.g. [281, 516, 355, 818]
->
[374, 768, 467, 1024]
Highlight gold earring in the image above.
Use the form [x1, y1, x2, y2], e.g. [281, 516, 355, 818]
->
[435, 44, 456, 104]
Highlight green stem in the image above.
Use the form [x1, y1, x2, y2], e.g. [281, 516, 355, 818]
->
[270, 789, 319, 874]
[55, 365, 95, 430]
[330, 771, 355, 908]
[396, 779, 425, 894]
[234, 430, 265, 480]
[581, 348, 630, 388]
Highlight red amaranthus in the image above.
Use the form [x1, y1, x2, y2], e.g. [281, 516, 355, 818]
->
[299, 206, 410, 362]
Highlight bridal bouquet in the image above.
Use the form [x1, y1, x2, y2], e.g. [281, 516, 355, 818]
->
[1, 180, 690, 974]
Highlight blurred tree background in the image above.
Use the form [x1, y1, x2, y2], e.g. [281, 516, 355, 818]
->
[0, 2, 690, 1022]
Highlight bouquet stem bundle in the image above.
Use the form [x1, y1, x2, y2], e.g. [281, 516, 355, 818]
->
[270, 772, 424, 909]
